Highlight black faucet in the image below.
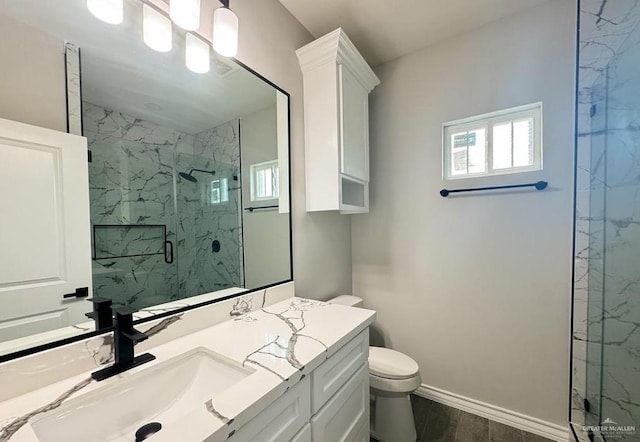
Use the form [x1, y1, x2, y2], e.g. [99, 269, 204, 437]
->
[91, 307, 156, 382]
[85, 297, 113, 331]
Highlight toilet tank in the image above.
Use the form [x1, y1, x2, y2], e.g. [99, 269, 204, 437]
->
[328, 295, 364, 307]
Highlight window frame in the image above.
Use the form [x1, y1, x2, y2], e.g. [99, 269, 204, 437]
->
[442, 102, 543, 180]
[249, 159, 279, 202]
[210, 178, 229, 205]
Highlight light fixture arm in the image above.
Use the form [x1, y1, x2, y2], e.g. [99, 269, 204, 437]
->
[219, 0, 230, 8]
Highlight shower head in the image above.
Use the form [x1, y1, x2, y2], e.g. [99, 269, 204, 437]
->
[179, 172, 198, 183]
[179, 168, 215, 183]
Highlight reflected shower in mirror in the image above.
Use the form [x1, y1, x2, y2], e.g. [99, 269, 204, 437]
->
[0, 0, 291, 357]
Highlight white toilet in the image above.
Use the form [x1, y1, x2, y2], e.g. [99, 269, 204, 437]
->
[328, 296, 422, 442]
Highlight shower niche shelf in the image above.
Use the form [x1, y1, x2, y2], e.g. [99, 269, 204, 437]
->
[92, 224, 173, 264]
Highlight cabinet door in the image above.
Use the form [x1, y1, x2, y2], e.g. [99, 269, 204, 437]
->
[311, 363, 369, 442]
[311, 329, 368, 413]
[291, 424, 312, 442]
[228, 376, 310, 442]
[0, 118, 91, 342]
[338, 64, 369, 182]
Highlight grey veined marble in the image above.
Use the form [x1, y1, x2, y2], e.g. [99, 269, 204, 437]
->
[64, 43, 82, 136]
[573, 1, 640, 440]
[85, 102, 244, 311]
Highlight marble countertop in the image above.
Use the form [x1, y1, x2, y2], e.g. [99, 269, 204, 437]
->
[0, 298, 375, 442]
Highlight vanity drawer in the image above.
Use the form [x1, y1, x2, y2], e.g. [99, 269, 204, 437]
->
[291, 423, 311, 442]
[311, 329, 369, 413]
[311, 363, 369, 442]
[228, 376, 310, 442]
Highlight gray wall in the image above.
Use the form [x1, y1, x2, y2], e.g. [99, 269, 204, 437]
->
[351, 0, 575, 426]
[0, 13, 66, 131]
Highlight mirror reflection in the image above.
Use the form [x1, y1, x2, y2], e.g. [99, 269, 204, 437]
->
[0, 0, 291, 356]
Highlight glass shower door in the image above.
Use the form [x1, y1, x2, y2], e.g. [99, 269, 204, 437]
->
[584, 26, 640, 436]
[88, 131, 180, 310]
[175, 154, 243, 298]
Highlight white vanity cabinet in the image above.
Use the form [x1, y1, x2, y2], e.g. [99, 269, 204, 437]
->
[228, 329, 370, 442]
[297, 29, 380, 214]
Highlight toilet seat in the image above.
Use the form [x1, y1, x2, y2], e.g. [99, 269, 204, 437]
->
[369, 347, 419, 380]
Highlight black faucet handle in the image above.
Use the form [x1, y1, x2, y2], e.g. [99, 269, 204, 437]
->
[122, 330, 149, 343]
[113, 306, 137, 318]
[88, 296, 113, 306]
[86, 297, 114, 331]
[113, 306, 137, 332]
[112, 306, 148, 342]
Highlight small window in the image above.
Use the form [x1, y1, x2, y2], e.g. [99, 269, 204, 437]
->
[443, 103, 542, 180]
[250, 160, 279, 201]
[210, 178, 229, 205]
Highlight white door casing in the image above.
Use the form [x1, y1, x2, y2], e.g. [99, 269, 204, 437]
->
[0, 117, 92, 342]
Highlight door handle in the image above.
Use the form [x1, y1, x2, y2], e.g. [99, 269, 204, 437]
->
[63, 287, 89, 299]
[164, 240, 174, 264]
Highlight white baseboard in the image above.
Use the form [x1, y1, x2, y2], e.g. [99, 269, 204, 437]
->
[415, 384, 570, 442]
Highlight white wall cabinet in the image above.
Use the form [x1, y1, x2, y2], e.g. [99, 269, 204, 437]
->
[297, 29, 380, 214]
[228, 329, 370, 441]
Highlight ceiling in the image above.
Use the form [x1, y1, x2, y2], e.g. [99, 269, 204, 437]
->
[279, 0, 551, 66]
[1, 0, 276, 134]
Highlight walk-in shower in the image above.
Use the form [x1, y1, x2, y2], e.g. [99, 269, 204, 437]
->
[572, 1, 640, 440]
[87, 103, 244, 310]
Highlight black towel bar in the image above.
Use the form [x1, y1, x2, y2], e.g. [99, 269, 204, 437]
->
[440, 181, 548, 197]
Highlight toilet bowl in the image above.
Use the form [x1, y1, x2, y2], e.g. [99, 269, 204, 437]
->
[328, 296, 422, 442]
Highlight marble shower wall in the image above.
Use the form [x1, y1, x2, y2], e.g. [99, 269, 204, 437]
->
[85, 102, 244, 308]
[85, 102, 188, 308]
[573, 1, 640, 439]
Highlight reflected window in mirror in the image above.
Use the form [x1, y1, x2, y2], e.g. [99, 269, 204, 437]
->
[251, 160, 280, 202]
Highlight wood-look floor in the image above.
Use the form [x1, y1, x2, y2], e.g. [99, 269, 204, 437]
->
[371, 395, 555, 442]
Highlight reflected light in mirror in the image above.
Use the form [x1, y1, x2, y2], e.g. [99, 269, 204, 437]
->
[186, 33, 210, 73]
[170, 0, 201, 31]
[86, 0, 123, 24]
[212, 6, 238, 57]
[143, 4, 172, 52]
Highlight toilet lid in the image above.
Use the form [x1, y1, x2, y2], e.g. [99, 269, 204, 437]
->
[369, 347, 419, 380]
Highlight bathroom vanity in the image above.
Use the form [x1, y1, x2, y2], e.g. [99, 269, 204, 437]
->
[0, 297, 375, 442]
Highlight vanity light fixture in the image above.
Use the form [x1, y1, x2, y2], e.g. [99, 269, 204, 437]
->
[143, 4, 173, 53]
[86, 0, 236, 69]
[186, 33, 210, 73]
[212, 0, 238, 57]
[87, 0, 124, 24]
[170, 0, 201, 31]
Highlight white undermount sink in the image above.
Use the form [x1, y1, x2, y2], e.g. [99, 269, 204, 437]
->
[30, 347, 254, 442]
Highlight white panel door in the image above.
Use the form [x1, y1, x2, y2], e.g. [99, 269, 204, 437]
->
[339, 64, 369, 182]
[0, 118, 92, 342]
